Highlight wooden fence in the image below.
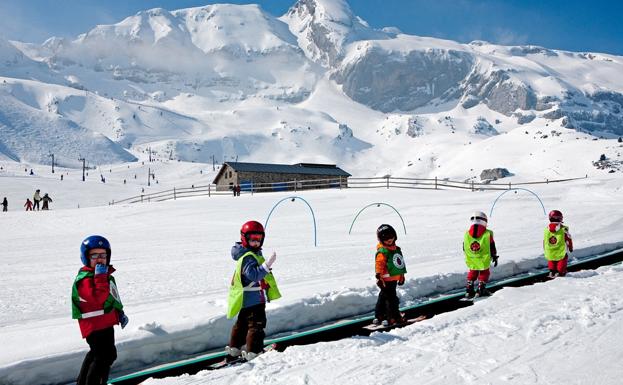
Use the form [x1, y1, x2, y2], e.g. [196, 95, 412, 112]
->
[109, 175, 588, 205]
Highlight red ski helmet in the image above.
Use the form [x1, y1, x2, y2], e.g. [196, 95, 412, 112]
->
[240, 220, 265, 249]
[548, 210, 563, 223]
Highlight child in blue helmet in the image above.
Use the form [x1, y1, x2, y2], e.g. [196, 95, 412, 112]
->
[72, 235, 128, 385]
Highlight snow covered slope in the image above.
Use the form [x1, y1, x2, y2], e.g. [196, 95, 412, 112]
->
[0, 171, 622, 384]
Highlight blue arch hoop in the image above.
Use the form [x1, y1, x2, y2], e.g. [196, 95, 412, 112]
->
[348, 202, 407, 235]
[489, 188, 547, 219]
[264, 196, 317, 247]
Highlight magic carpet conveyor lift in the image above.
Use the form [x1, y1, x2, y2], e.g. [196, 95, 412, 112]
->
[108, 247, 623, 385]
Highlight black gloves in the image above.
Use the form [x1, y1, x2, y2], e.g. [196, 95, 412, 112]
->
[375, 273, 386, 289]
[492, 255, 499, 267]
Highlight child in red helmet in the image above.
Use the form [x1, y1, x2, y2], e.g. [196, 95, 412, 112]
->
[226, 220, 281, 362]
[544, 210, 573, 277]
[72, 235, 128, 385]
[463, 211, 499, 298]
[373, 224, 407, 326]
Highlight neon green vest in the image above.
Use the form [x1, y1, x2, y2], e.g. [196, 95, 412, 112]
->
[463, 229, 492, 270]
[544, 225, 568, 261]
[377, 246, 407, 277]
[71, 270, 124, 319]
[227, 251, 281, 319]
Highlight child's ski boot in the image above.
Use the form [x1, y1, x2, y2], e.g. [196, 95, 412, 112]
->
[465, 280, 476, 299]
[476, 282, 492, 297]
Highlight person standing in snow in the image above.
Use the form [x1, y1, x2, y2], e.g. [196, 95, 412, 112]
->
[72, 235, 129, 385]
[41, 193, 53, 210]
[225, 220, 280, 362]
[1, 197, 7, 212]
[373, 224, 407, 326]
[33, 189, 41, 210]
[543, 210, 573, 278]
[463, 211, 499, 298]
[24, 198, 33, 211]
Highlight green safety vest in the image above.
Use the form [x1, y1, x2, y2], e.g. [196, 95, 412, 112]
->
[227, 251, 281, 319]
[71, 270, 124, 319]
[377, 246, 407, 277]
[463, 229, 493, 270]
[544, 225, 568, 261]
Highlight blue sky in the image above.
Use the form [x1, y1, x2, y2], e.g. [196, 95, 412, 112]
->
[1, 0, 621, 55]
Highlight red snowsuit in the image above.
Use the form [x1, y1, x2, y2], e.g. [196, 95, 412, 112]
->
[465, 224, 497, 283]
[544, 223, 573, 276]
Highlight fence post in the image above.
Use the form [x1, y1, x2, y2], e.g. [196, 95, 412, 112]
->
[508, 182, 511, 190]
[386, 176, 389, 189]
[141, 194, 143, 203]
[208, 184, 211, 197]
[295, 179, 297, 192]
[435, 177, 438, 190]
[173, 187, 176, 200]
[471, 181, 474, 192]
[546, 178, 548, 184]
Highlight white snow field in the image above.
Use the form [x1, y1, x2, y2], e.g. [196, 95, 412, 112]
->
[0, 166, 622, 384]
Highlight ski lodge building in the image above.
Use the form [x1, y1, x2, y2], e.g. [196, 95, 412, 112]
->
[212, 162, 351, 192]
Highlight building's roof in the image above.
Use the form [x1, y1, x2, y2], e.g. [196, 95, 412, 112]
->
[213, 162, 351, 183]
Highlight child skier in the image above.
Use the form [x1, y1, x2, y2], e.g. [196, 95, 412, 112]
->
[72, 235, 128, 385]
[226, 220, 280, 362]
[373, 224, 407, 326]
[463, 211, 499, 298]
[24, 198, 33, 211]
[543, 210, 573, 277]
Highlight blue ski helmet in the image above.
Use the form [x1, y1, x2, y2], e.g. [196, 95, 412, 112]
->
[80, 235, 111, 266]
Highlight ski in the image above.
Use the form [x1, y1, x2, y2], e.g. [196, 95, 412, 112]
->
[208, 343, 277, 369]
[460, 293, 491, 302]
[208, 356, 246, 369]
[363, 314, 427, 331]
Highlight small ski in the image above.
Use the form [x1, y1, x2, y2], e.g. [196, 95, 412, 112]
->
[209, 344, 277, 369]
[363, 314, 427, 331]
[209, 357, 246, 369]
[460, 293, 491, 302]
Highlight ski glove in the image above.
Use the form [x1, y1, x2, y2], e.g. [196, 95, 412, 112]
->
[94, 263, 108, 275]
[375, 273, 386, 289]
[264, 252, 277, 270]
[492, 255, 499, 267]
[398, 275, 405, 286]
[119, 311, 129, 329]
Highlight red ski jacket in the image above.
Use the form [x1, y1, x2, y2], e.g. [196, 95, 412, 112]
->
[74, 266, 120, 338]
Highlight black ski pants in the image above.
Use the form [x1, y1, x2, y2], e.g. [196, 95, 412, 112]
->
[229, 303, 267, 354]
[77, 327, 117, 385]
[375, 281, 400, 321]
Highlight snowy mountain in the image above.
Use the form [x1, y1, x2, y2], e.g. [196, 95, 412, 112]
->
[1, 0, 622, 178]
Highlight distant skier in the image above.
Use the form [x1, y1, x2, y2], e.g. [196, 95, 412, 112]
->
[33, 189, 41, 210]
[24, 198, 33, 211]
[72, 235, 128, 385]
[1, 197, 7, 212]
[463, 211, 499, 298]
[225, 221, 280, 362]
[41, 193, 53, 210]
[543, 210, 573, 278]
[373, 224, 407, 326]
